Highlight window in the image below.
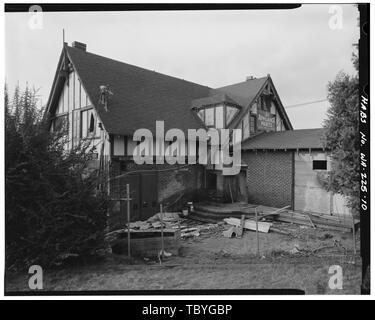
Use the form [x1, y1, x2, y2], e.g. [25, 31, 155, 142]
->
[198, 104, 239, 129]
[259, 96, 269, 112]
[265, 97, 271, 112]
[242, 113, 250, 140]
[81, 83, 87, 107]
[63, 81, 69, 112]
[226, 106, 238, 125]
[56, 94, 64, 114]
[205, 108, 214, 127]
[68, 72, 74, 111]
[259, 97, 264, 111]
[81, 109, 96, 138]
[81, 110, 88, 138]
[198, 109, 205, 122]
[54, 115, 68, 134]
[215, 105, 224, 129]
[74, 73, 81, 109]
[250, 115, 256, 134]
[89, 112, 95, 133]
[313, 160, 327, 170]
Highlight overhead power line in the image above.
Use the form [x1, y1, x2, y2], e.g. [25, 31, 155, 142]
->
[285, 99, 328, 109]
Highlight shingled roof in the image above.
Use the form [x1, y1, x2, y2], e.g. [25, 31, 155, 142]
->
[216, 77, 269, 107]
[65, 45, 211, 136]
[191, 92, 244, 110]
[241, 128, 326, 150]
[214, 76, 293, 131]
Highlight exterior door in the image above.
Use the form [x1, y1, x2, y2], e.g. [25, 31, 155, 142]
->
[120, 172, 157, 221]
[140, 172, 158, 220]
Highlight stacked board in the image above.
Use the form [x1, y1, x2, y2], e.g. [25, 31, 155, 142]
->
[189, 202, 359, 233]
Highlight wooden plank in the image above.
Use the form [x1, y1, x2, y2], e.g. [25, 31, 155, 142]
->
[270, 226, 291, 236]
[236, 214, 246, 237]
[260, 205, 290, 218]
[274, 215, 353, 232]
[224, 217, 271, 233]
[305, 212, 316, 229]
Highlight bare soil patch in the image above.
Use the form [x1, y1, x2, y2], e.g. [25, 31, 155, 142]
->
[5, 220, 361, 294]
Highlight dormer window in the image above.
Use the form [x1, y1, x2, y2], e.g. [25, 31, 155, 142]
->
[197, 104, 239, 129]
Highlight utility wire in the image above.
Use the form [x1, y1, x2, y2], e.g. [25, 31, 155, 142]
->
[284, 99, 328, 109]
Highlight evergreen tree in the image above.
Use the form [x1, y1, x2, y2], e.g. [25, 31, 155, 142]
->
[323, 49, 359, 216]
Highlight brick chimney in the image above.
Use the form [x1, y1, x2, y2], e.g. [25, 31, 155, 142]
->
[71, 41, 86, 51]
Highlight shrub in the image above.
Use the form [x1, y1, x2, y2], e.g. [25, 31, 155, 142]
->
[5, 85, 109, 271]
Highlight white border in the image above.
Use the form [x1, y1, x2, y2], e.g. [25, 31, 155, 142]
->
[0, 0, 373, 300]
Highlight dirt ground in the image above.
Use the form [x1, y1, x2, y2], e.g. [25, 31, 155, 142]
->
[5, 220, 362, 295]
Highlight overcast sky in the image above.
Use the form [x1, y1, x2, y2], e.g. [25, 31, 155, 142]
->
[5, 4, 359, 129]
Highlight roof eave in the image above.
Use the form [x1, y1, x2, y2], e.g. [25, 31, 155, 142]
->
[43, 45, 67, 120]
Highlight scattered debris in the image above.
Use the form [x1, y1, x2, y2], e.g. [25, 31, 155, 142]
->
[158, 249, 173, 264]
[318, 233, 334, 240]
[158, 249, 172, 258]
[305, 212, 316, 229]
[270, 226, 291, 236]
[191, 202, 359, 233]
[180, 227, 198, 233]
[152, 222, 162, 228]
[223, 226, 236, 238]
[290, 244, 301, 254]
[139, 224, 151, 230]
[233, 214, 245, 238]
[224, 217, 272, 233]
[147, 212, 181, 223]
[181, 230, 200, 238]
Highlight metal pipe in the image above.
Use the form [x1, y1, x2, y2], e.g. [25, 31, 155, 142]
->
[126, 183, 131, 258]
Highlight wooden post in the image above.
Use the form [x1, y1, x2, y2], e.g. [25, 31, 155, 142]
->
[160, 203, 164, 261]
[255, 207, 260, 257]
[126, 183, 131, 258]
[352, 215, 356, 256]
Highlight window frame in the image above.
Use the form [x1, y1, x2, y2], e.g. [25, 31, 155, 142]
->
[250, 114, 257, 134]
[80, 107, 97, 139]
[242, 112, 250, 140]
[197, 103, 241, 129]
[312, 160, 327, 170]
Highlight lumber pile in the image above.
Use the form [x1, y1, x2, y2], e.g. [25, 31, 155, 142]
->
[260, 209, 359, 233]
[191, 202, 359, 233]
[223, 217, 272, 233]
[107, 210, 220, 247]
